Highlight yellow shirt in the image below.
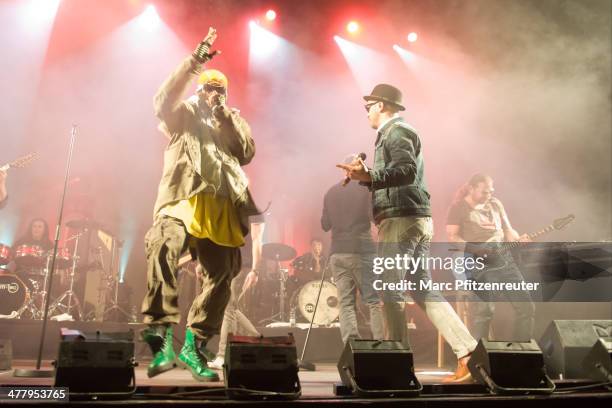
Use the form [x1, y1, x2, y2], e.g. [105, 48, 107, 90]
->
[159, 192, 244, 247]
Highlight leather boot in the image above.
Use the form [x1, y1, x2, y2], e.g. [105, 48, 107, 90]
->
[177, 328, 220, 382]
[141, 325, 176, 378]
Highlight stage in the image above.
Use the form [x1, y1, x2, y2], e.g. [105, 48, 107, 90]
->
[1, 360, 611, 407]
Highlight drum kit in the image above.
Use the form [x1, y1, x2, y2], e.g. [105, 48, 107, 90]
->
[259, 242, 340, 326]
[0, 218, 125, 322]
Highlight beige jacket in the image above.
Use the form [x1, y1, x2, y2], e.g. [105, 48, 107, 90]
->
[152, 56, 259, 235]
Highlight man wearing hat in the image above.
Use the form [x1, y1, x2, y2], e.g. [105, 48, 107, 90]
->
[140, 27, 259, 382]
[338, 84, 477, 382]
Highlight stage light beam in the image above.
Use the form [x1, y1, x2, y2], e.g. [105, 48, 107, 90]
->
[407, 32, 418, 43]
[249, 21, 281, 59]
[137, 4, 161, 32]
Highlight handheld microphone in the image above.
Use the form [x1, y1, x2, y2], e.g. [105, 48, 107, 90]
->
[342, 152, 367, 186]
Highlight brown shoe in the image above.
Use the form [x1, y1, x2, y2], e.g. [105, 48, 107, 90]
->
[443, 354, 473, 383]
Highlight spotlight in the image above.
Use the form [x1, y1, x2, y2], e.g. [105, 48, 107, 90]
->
[346, 21, 360, 34]
[249, 20, 257, 29]
[265, 9, 277, 21]
[407, 32, 418, 43]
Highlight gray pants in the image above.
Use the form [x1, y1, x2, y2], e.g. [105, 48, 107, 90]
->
[216, 269, 260, 359]
[468, 254, 535, 341]
[330, 253, 385, 343]
[378, 216, 477, 358]
[141, 216, 241, 339]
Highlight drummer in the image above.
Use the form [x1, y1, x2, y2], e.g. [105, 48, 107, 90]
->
[11, 218, 53, 275]
[14, 218, 53, 251]
[290, 238, 328, 287]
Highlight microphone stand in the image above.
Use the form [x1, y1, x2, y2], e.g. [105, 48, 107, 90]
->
[14, 125, 78, 378]
[298, 256, 329, 372]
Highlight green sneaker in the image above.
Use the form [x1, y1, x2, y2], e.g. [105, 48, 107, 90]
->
[177, 328, 220, 382]
[141, 325, 176, 378]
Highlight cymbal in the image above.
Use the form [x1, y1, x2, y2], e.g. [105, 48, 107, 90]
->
[262, 243, 297, 261]
[66, 218, 102, 230]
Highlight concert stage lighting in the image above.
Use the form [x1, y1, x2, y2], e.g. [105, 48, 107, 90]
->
[137, 5, 160, 31]
[249, 21, 283, 59]
[407, 32, 418, 42]
[266, 9, 277, 21]
[346, 21, 360, 34]
[20, 0, 61, 28]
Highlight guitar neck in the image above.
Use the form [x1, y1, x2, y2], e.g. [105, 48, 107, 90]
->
[502, 224, 555, 250]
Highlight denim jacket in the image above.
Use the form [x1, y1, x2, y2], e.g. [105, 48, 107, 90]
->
[363, 117, 432, 223]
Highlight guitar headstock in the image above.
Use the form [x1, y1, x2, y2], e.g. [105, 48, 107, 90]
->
[9, 152, 38, 169]
[553, 214, 575, 230]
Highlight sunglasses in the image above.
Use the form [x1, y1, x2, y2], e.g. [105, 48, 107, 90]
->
[364, 102, 378, 112]
[203, 84, 227, 95]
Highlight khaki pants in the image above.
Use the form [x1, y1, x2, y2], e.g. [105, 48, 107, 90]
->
[141, 216, 241, 339]
[378, 216, 477, 358]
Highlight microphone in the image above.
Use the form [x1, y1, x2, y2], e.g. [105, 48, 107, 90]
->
[342, 152, 367, 186]
[212, 94, 227, 118]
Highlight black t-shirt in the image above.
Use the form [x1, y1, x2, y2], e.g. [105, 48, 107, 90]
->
[321, 181, 376, 255]
[446, 198, 510, 242]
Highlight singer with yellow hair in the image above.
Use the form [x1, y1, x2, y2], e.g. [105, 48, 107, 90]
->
[141, 27, 259, 383]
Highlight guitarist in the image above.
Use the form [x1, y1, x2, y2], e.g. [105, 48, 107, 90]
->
[446, 173, 535, 342]
[0, 169, 7, 208]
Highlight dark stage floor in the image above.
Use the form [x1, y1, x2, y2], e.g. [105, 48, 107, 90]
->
[1, 360, 611, 407]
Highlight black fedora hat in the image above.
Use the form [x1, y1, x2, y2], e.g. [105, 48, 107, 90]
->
[363, 83, 405, 111]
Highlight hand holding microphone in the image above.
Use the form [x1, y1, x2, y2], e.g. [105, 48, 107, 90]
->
[338, 152, 369, 186]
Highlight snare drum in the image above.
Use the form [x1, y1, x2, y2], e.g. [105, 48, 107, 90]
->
[292, 280, 339, 325]
[0, 243, 11, 266]
[14, 244, 46, 268]
[0, 274, 28, 316]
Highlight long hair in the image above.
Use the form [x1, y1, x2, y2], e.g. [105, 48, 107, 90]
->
[19, 217, 52, 248]
[452, 173, 492, 205]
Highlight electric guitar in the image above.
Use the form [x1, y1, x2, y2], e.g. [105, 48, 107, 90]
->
[0, 152, 38, 172]
[465, 214, 576, 272]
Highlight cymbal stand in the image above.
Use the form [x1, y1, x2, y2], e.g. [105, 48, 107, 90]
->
[15, 256, 51, 319]
[258, 256, 289, 325]
[48, 233, 83, 320]
[102, 239, 130, 321]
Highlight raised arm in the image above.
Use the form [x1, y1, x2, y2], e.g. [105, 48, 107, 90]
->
[153, 27, 219, 134]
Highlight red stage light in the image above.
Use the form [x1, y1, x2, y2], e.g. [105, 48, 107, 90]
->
[346, 21, 360, 34]
[265, 9, 277, 21]
[407, 32, 418, 43]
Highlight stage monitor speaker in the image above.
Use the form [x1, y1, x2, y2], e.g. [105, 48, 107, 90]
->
[224, 334, 300, 400]
[53, 329, 136, 399]
[467, 339, 555, 395]
[337, 339, 421, 397]
[539, 319, 612, 379]
[0, 339, 11, 371]
[582, 337, 612, 382]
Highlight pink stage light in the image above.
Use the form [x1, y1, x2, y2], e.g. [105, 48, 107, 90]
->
[346, 21, 360, 34]
[265, 9, 277, 21]
[407, 32, 418, 43]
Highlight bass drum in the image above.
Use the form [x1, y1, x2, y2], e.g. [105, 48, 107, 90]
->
[0, 274, 28, 317]
[292, 280, 339, 325]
